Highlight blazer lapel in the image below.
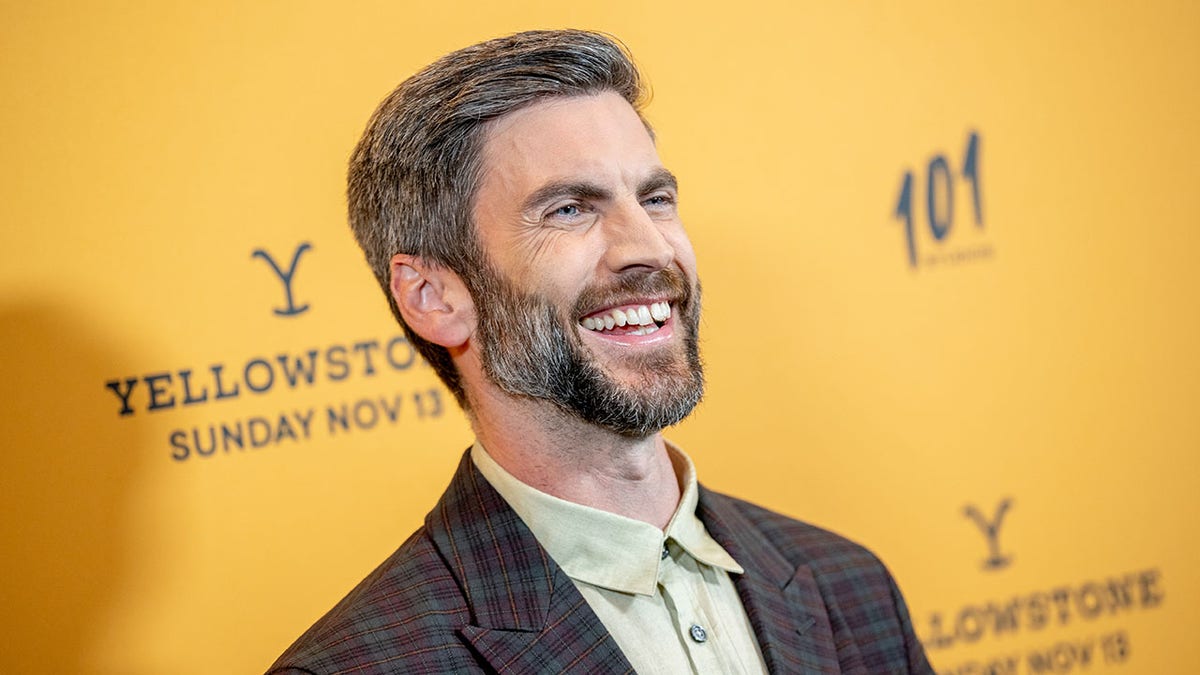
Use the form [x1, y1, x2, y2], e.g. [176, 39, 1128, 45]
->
[426, 452, 634, 674]
[698, 488, 843, 674]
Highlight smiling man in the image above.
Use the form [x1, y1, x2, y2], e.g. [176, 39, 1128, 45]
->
[270, 30, 932, 674]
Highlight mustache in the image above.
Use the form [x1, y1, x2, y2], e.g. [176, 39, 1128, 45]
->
[571, 268, 691, 319]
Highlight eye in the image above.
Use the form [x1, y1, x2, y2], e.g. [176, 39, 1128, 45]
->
[543, 200, 593, 226]
[642, 192, 677, 215]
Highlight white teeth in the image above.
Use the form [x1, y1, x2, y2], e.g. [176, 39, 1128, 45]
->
[580, 303, 672, 333]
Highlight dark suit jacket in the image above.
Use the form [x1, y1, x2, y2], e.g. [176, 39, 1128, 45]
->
[269, 452, 933, 674]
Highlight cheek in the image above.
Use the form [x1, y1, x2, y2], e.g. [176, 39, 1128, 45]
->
[541, 232, 606, 280]
[665, 229, 699, 274]
[511, 247, 595, 307]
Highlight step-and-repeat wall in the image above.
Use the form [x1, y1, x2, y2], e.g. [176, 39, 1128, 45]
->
[2, 3, 1196, 673]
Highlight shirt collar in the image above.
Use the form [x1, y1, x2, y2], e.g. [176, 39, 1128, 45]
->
[471, 441, 743, 596]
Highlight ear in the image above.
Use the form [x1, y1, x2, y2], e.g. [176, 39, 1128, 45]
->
[389, 254, 474, 348]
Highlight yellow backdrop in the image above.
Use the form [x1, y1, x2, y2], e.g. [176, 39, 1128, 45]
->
[1, 2, 1196, 673]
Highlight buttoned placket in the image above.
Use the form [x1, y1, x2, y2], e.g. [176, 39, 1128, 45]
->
[657, 539, 753, 674]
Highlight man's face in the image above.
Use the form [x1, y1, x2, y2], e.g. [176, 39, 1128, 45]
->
[467, 92, 703, 437]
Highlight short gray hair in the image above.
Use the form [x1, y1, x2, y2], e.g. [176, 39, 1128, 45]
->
[347, 29, 648, 406]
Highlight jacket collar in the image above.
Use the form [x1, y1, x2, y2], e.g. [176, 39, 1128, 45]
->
[425, 451, 634, 673]
[698, 487, 846, 674]
[426, 450, 843, 674]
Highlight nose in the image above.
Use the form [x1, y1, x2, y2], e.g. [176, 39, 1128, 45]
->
[601, 200, 675, 274]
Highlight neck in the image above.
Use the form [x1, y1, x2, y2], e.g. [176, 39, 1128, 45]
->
[468, 387, 681, 530]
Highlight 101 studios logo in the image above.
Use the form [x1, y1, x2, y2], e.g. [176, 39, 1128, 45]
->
[253, 242, 313, 317]
[892, 130, 993, 269]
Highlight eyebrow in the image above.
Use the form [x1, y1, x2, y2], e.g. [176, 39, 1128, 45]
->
[520, 168, 680, 214]
[521, 181, 611, 214]
[637, 168, 679, 198]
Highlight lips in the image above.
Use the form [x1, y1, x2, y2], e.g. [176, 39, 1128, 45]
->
[580, 301, 672, 336]
[571, 267, 689, 340]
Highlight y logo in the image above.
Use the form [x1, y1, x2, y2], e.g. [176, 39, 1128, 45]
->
[962, 498, 1014, 571]
[252, 242, 312, 317]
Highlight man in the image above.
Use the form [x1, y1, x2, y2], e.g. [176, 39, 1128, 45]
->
[270, 30, 932, 674]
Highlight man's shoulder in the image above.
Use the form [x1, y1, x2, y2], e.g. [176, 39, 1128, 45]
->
[267, 525, 475, 675]
[700, 487, 933, 672]
[699, 486, 891, 580]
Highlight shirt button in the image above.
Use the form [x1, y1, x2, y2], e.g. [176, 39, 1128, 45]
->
[689, 624, 708, 643]
[661, 544, 670, 560]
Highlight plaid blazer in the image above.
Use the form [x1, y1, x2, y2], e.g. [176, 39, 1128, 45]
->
[269, 452, 933, 674]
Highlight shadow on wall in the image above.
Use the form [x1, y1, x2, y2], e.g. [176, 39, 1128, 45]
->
[0, 303, 141, 674]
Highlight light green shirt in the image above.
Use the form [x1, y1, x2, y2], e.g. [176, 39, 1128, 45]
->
[471, 443, 769, 675]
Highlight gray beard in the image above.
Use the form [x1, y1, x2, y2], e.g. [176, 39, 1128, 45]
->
[467, 263, 704, 438]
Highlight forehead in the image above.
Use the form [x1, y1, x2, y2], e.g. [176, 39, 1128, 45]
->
[476, 91, 662, 196]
